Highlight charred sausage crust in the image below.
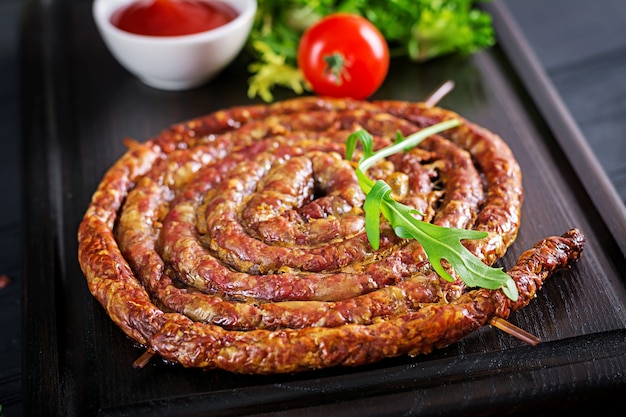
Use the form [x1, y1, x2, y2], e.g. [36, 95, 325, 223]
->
[77, 97, 585, 373]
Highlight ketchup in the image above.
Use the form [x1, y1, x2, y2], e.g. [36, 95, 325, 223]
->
[110, 0, 238, 37]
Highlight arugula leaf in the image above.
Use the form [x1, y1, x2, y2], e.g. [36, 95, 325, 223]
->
[346, 123, 519, 301]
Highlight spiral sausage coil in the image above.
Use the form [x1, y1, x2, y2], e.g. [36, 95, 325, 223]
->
[78, 97, 585, 374]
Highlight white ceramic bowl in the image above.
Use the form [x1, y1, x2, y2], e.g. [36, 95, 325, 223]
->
[93, 0, 257, 90]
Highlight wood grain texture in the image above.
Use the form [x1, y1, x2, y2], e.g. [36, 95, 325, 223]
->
[504, 0, 626, 202]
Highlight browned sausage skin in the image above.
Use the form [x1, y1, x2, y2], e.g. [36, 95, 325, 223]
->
[77, 97, 584, 373]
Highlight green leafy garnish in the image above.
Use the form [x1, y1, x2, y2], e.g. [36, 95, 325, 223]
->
[346, 121, 518, 301]
[248, 0, 496, 101]
[247, 40, 308, 103]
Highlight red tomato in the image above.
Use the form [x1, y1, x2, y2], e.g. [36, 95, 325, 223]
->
[297, 13, 390, 100]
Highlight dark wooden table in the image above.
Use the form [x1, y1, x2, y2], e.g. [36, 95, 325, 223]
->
[1, 0, 625, 416]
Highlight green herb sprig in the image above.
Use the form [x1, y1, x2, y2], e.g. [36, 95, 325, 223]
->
[248, 0, 497, 101]
[346, 121, 518, 301]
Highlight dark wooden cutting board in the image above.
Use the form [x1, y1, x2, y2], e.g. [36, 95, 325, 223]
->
[19, 1, 626, 416]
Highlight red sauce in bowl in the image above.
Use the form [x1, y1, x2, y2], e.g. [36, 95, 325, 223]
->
[110, 0, 238, 37]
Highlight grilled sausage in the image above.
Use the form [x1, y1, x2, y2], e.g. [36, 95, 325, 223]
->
[77, 97, 584, 373]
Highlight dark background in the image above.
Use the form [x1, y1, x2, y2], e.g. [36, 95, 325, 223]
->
[1, 0, 625, 415]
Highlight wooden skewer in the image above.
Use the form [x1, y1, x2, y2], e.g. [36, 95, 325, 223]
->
[133, 348, 156, 369]
[122, 137, 143, 150]
[423, 80, 455, 107]
[489, 317, 541, 346]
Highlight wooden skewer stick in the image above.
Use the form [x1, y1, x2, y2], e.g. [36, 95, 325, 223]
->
[489, 317, 541, 346]
[423, 80, 455, 107]
[133, 348, 156, 369]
